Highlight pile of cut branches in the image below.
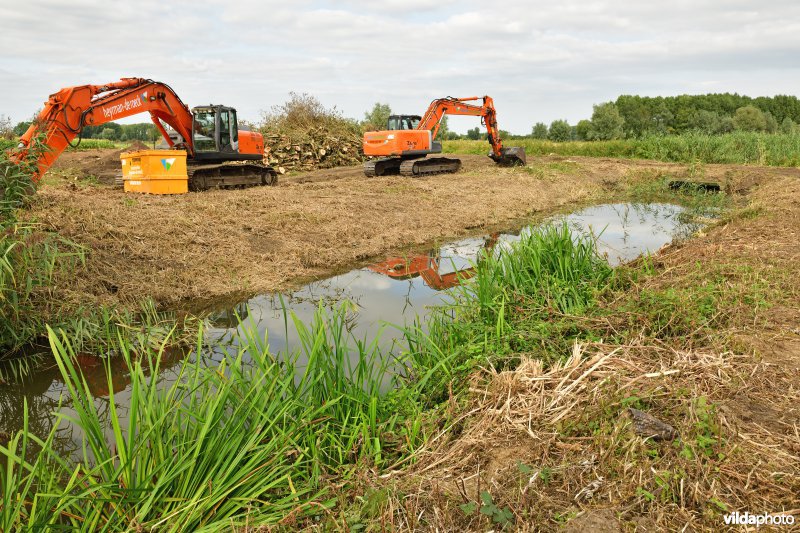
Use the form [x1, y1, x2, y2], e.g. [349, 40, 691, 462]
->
[259, 93, 362, 173]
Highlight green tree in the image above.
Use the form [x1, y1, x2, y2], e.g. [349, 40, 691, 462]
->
[363, 102, 392, 131]
[732, 106, 767, 132]
[764, 111, 778, 133]
[100, 127, 117, 140]
[716, 116, 735, 134]
[588, 102, 624, 140]
[575, 119, 592, 140]
[616, 95, 653, 137]
[548, 120, 571, 142]
[13, 121, 31, 136]
[466, 127, 481, 140]
[531, 122, 548, 139]
[781, 117, 796, 134]
[688, 110, 721, 134]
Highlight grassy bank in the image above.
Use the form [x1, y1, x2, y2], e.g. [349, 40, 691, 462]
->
[373, 183, 799, 530]
[445, 131, 800, 166]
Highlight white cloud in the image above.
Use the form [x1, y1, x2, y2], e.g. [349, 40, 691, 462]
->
[1, 1, 799, 133]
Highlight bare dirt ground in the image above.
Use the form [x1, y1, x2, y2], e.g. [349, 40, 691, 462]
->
[32, 151, 797, 314]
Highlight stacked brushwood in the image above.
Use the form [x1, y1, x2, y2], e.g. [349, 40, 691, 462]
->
[263, 129, 362, 173]
[259, 93, 363, 173]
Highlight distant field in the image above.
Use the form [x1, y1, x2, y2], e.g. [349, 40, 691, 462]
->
[445, 131, 800, 167]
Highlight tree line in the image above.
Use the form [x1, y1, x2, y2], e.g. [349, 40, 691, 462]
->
[530, 93, 800, 142]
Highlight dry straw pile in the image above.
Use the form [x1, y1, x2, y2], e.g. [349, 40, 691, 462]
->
[384, 342, 799, 531]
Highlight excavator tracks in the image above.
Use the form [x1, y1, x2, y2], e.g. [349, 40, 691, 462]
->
[399, 157, 461, 177]
[364, 158, 402, 177]
[188, 162, 278, 191]
[364, 157, 462, 177]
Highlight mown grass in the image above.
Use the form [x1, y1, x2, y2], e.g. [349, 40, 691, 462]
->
[445, 131, 800, 166]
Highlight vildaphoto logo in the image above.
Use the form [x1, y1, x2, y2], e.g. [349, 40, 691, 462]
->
[724, 511, 795, 526]
[161, 158, 176, 171]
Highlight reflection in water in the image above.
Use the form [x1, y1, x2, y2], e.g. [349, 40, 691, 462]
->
[0, 202, 701, 454]
[0, 347, 187, 459]
[367, 234, 500, 291]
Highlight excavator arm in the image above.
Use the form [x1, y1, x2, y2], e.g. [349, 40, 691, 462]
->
[418, 96, 506, 157]
[16, 78, 195, 180]
[415, 96, 526, 166]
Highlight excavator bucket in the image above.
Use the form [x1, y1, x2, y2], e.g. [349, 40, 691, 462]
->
[491, 146, 527, 167]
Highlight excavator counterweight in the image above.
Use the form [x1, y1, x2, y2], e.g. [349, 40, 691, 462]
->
[362, 96, 525, 177]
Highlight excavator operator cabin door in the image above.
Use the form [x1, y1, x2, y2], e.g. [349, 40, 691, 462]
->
[193, 109, 217, 152]
[192, 106, 239, 154]
[218, 108, 239, 153]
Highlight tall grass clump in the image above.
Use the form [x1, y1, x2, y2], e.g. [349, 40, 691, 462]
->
[403, 223, 614, 403]
[0, 304, 426, 530]
[1, 139, 192, 366]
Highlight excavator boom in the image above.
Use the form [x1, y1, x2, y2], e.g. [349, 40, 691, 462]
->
[17, 78, 194, 179]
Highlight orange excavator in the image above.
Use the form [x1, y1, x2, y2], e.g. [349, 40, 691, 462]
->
[14, 78, 276, 189]
[362, 96, 526, 177]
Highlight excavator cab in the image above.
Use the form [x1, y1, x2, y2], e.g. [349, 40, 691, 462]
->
[387, 115, 421, 130]
[191, 105, 240, 156]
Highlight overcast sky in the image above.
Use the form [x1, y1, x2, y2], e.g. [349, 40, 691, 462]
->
[2, 1, 799, 134]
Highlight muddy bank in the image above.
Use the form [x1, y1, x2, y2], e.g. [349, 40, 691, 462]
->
[30, 153, 793, 311]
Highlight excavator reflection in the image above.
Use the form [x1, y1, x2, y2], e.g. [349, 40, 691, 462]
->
[368, 234, 500, 290]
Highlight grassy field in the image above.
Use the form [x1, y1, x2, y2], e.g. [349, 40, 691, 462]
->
[445, 131, 800, 166]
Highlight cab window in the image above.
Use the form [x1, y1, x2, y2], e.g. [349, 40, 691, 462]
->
[193, 110, 217, 152]
[219, 110, 231, 150]
[231, 110, 239, 144]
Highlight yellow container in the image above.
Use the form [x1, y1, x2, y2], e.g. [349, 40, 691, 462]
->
[121, 150, 188, 195]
